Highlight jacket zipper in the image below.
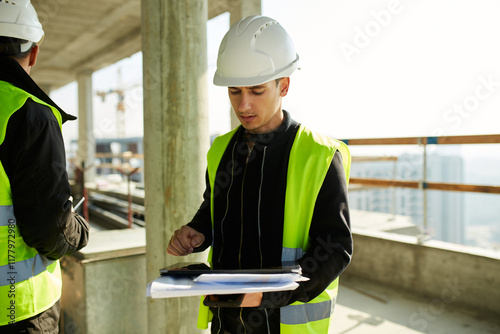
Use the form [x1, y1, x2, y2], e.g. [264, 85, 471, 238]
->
[217, 142, 237, 265]
[238, 143, 252, 268]
[238, 142, 269, 333]
[257, 146, 267, 268]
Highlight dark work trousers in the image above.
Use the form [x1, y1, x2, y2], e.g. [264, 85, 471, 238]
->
[1, 300, 60, 334]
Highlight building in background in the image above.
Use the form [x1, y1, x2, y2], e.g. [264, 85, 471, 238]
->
[349, 153, 465, 245]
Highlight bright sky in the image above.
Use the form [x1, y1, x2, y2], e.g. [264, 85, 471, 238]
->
[51, 0, 500, 154]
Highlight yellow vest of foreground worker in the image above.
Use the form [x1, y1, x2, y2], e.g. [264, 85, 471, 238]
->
[0, 80, 62, 326]
[198, 125, 351, 333]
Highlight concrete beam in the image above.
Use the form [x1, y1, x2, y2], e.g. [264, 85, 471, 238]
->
[31, 67, 76, 90]
[228, 0, 261, 25]
[73, 28, 142, 75]
[141, 0, 209, 333]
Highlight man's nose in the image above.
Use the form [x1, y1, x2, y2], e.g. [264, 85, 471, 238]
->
[238, 92, 251, 112]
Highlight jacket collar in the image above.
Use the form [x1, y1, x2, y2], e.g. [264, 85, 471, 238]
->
[0, 56, 77, 123]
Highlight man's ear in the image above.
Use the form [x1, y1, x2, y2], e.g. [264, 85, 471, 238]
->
[28, 45, 39, 68]
[280, 77, 290, 97]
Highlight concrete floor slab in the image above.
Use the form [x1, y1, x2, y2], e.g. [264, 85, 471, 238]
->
[332, 277, 500, 334]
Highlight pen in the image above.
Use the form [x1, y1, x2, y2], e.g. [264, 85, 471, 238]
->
[73, 197, 85, 211]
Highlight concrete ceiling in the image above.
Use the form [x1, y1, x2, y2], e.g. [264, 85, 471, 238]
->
[30, 0, 233, 91]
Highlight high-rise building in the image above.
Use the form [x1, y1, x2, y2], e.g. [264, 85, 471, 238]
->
[349, 152, 464, 244]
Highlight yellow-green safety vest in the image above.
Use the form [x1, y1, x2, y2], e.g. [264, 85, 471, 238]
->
[198, 125, 351, 333]
[0, 80, 62, 326]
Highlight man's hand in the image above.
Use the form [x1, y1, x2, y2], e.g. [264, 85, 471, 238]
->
[167, 225, 205, 256]
[240, 292, 263, 307]
[204, 293, 263, 307]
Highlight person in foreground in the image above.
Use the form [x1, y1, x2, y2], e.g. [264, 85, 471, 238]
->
[0, 1, 90, 332]
[167, 15, 352, 333]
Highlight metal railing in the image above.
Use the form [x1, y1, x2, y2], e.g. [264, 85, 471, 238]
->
[343, 134, 500, 239]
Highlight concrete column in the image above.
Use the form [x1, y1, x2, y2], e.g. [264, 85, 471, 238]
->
[228, 0, 262, 129]
[76, 70, 96, 182]
[142, 0, 209, 333]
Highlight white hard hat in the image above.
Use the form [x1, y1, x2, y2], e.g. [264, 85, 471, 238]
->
[214, 15, 300, 87]
[0, 0, 44, 51]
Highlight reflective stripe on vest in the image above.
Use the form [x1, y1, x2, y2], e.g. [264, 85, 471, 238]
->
[0, 205, 14, 225]
[0, 80, 63, 326]
[281, 299, 333, 325]
[197, 125, 350, 332]
[0, 251, 56, 287]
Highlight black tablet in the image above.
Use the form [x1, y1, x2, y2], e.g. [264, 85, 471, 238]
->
[159, 262, 301, 276]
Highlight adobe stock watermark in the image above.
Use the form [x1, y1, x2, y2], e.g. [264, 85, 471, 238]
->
[408, 277, 467, 331]
[340, 0, 403, 63]
[432, 74, 500, 137]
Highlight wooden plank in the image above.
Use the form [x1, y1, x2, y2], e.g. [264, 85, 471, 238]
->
[95, 164, 119, 169]
[349, 178, 421, 189]
[352, 156, 399, 162]
[345, 138, 421, 146]
[437, 135, 500, 145]
[349, 178, 500, 194]
[345, 134, 500, 146]
[426, 182, 500, 194]
[95, 153, 144, 158]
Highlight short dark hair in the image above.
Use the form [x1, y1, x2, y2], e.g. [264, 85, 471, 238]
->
[0, 37, 34, 59]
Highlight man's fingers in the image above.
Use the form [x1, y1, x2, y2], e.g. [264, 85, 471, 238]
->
[167, 229, 192, 256]
[177, 229, 196, 253]
[166, 236, 184, 256]
[191, 232, 205, 248]
[167, 226, 205, 256]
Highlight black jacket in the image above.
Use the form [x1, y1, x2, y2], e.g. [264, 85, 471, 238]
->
[188, 111, 352, 333]
[0, 56, 89, 260]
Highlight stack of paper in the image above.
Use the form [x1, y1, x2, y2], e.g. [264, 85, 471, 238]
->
[146, 273, 308, 299]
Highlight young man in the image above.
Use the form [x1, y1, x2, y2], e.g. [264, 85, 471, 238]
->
[0, 1, 89, 332]
[167, 15, 352, 333]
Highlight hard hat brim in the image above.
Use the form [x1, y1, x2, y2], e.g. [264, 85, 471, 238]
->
[214, 56, 300, 87]
[0, 22, 44, 44]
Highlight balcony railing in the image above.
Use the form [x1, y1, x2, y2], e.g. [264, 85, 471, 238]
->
[342, 134, 500, 240]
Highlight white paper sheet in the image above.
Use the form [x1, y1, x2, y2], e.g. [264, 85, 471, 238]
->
[194, 273, 308, 284]
[146, 273, 306, 299]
